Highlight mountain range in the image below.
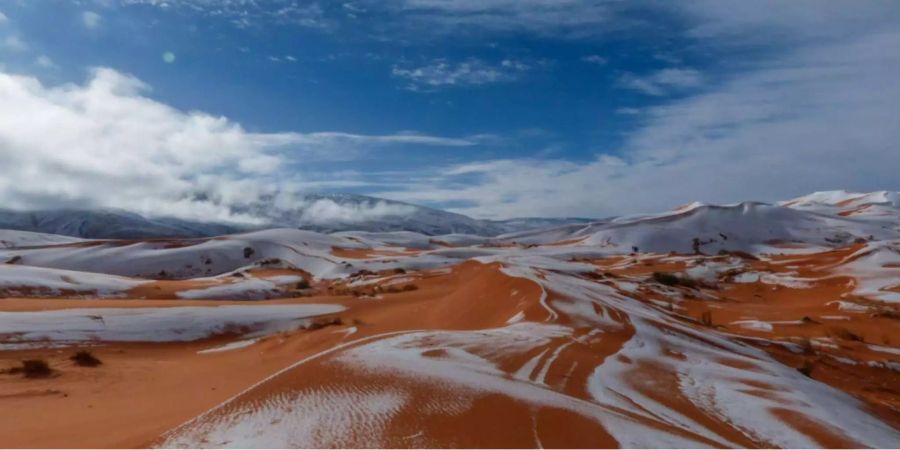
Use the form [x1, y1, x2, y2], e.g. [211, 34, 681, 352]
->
[0, 193, 594, 239]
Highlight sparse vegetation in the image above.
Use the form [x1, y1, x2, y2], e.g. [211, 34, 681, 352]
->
[652, 271, 698, 288]
[582, 271, 605, 281]
[307, 316, 343, 330]
[871, 306, 900, 320]
[798, 337, 815, 354]
[295, 279, 311, 290]
[717, 249, 759, 260]
[700, 310, 713, 326]
[71, 350, 102, 367]
[653, 271, 680, 285]
[797, 360, 815, 377]
[382, 284, 418, 293]
[243, 247, 255, 258]
[828, 327, 864, 342]
[16, 359, 53, 378]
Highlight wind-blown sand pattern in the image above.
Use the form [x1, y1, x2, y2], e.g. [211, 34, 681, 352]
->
[1, 191, 898, 448]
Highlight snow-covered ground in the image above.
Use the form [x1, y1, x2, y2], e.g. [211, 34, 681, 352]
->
[0, 304, 343, 349]
[0, 264, 148, 297]
[2, 190, 899, 448]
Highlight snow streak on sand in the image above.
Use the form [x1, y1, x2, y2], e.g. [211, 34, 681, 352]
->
[0, 264, 148, 297]
[0, 304, 343, 348]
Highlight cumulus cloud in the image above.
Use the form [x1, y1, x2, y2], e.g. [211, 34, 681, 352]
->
[618, 68, 705, 96]
[0, 67, 473, 223]
[392, 58, 530, 90]
[82, 11, 102, 29]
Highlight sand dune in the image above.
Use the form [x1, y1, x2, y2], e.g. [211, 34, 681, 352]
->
[1, 193, 898, 448]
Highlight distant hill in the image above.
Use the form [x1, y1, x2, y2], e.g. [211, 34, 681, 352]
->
[0, 193, 594, 239]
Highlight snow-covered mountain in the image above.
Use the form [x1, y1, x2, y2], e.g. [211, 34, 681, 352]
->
[0, 209, 242, 239]
[0, 194, 594, 239]
[1, 190, 895, 242]
[499, 191, 900, 253]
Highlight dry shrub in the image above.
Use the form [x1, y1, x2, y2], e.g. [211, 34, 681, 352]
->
[797, 360, 815, 377]
[14, 359, 53, 378]
[652, 272, 698, 289]
[71, 350, 102, 367]
[307, 317, 343, 330]
[828, 327, 864, 342]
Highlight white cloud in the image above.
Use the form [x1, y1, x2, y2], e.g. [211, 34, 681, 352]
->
[34, 55, 56, 69]
[121, 0, 328, 29]
[0, 67, 474, 222]
[368, 0, 619, 37]
[82, 11, 102, 29]
[618, 68, 705, 96]
[581, 55, 607, 65]
[377, 26, 900, 218]
[392, 58, 530, 90]
[0, 10, 8, 24]
[297, 198, 415, 224]
[1, 35, 26, 52]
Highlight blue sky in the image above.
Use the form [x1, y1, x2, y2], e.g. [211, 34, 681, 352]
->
[0, 1, 898, 221]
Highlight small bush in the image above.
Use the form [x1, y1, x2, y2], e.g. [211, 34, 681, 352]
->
[717, 249, 759, 261]
[653, 272, 680, 285]
[307, 317, 343, 330]
[383, 284, 418, 293]
[871, 306, 900, 320]
[20, 359, 52, 378]
[394, 268, 407, 274]
[582, 271, 605, 281]
[243, 247, 255, 259]
[295, 279, 311, 290]
[71, 350, 102, 367]
[797, 360, 815, 377]
[652, 272, 697, 288]
[828, 327, 864, 342]
[700, 311, 713, 326]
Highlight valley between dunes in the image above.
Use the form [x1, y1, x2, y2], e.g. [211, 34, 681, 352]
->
[0, 191, 898, 448]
